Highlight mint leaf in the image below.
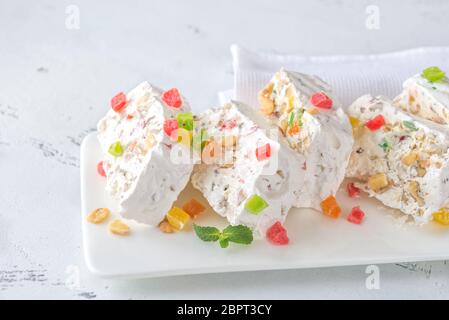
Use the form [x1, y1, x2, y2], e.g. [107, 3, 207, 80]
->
[193, 224, 221, 242]
[222, 225, 253, 245]
[219, 237, 229, 248]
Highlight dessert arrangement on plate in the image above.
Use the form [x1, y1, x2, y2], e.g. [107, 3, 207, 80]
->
[87, 66, 449, 248]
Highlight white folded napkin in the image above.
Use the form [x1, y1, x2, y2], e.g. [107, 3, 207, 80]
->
[220, 44, 449, 108]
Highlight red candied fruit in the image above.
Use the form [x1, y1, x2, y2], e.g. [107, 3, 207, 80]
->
[111, 92, 127, 112]
[347, 207, 365, 225]
[163, 119, 179, 139]
[162, 88, 183, 108]
[255, 143, 271, 161]
[97, 161, 106, 177]
[365, 115, 385, 131]
[266, 221, 289, 245]
[310, 92, 333, 109]
[347, 182, 360, 198]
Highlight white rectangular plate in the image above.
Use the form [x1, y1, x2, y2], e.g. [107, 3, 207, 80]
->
[81, 132, 449, 279]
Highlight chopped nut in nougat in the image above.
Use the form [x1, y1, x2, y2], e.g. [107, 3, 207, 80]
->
[407, 181, 424, 206]
[108, 219, 130, 235]
[368, 173, 389, 192]
[401, 152, 418, 166]
[87, 208, 110, 224]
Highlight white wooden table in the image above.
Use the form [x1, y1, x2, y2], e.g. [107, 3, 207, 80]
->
[1, 0, 448, 299]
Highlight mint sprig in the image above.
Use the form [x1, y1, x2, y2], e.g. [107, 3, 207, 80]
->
[193, 224, 253, 248]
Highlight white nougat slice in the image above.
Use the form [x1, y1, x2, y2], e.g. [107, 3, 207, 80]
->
[258, 69, 353, 209]
[394, 72, 449, 125]
[191, 102, 298, 235]
[97, 82, 193, 225]
[347, 94, 449, 223]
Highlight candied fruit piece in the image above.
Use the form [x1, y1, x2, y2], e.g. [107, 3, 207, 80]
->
[266, 221, 289, 245]
[166, 207, 190, 230]
[422, 66, 446, 82]
[162, 88, 182, 108]
[182, 199, 206, 218]
[433, 208, 449, 226]
[378, 138, 391, 152]
[111, 92, 127, 112]
[347, 182, 360, 198]
[108, 141, 124, 157]
[347, 207, 365, 224]
[365, 115, 385, 131]
[255, 143, 271, 161]
[159, 220, 175, 233]
[163, 119, 179, 139]
[287, 122, 300, 136]
[320, 195, 341, 218]
[176, 112, 194, 131]
[349, 116, 360, 128]
[245, 195, 268, 215]
[97, 161, 106, 177]
[403, 120, 418, 131]
[310, 92, 333, 109]
[87, 208, 110, 224]
[108, 219, 130, 235]
[368, 173, 389, 192]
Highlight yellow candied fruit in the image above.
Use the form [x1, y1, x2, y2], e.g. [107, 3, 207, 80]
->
[433, 208, 449, 226]
[288, 96, 295, 112]
[349, 116, 360, 129]
[108, 219, 130, 235]
[177, 128, 192, 147]
[166, 207, 190, 230]
[368, 173, 389, 192]
[87, 208, 110, 224]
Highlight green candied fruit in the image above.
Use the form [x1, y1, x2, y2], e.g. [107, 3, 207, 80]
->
[108, 141, 124, 157]
[245, 194, 268, 215]
[422, 66, 446, 82]
[378, 138, 390, 152]
[193, 128, 208, 152]
[176, 112, 194, 131]
[288, 112, 295, 127]
[403, 120, 418, 131]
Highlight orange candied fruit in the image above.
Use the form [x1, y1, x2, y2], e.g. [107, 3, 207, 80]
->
[320, 195, 341, 219]
[182, 199, 206, 218]
[287, 122, 300, 136]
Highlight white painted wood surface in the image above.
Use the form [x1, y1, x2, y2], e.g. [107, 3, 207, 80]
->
[1, 0, 448, 299]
